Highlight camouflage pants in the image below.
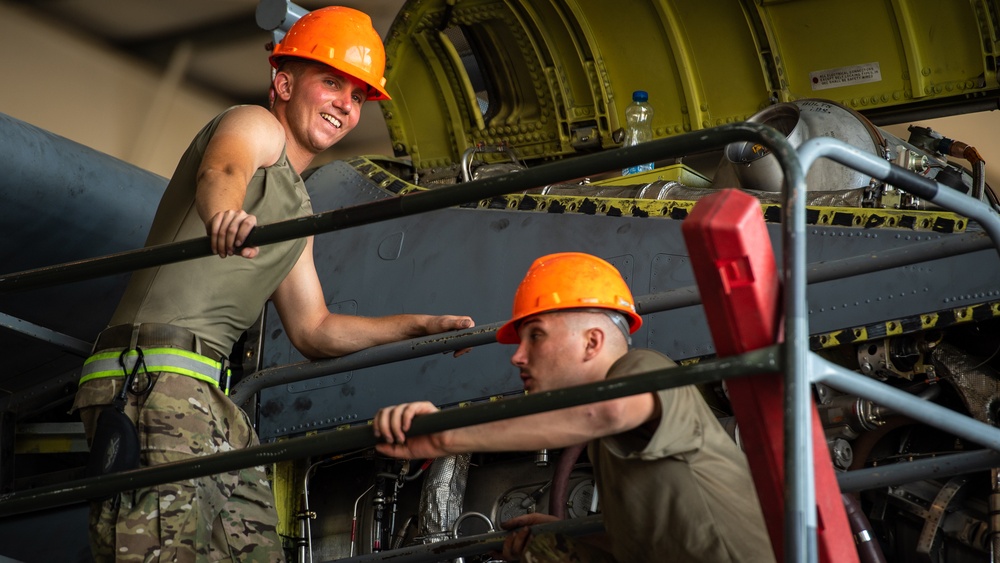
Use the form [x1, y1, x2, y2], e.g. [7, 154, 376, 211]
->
[74, 371, 285, 562]
[522, 532, 618, 563]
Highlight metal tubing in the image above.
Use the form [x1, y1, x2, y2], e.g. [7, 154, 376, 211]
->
[0, 312, 91, 357]
[813, 355, 1000, 456]
[797, 137, 1000, 259]
[333, 514, 604, 563]
[837, 449, 1000, 493]
[229, 323, 499, 405]
[0, 347, 779, 517]
[781, 112, 814, 563]
[460, 146, 477, 183]
[0, 122, 796, 293]
[790, 135, 1000, 563]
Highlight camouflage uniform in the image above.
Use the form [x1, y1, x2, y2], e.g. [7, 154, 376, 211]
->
[522, 533, 617, 563]
[74, 372, 284, 562]
[70, 107, 311, 561]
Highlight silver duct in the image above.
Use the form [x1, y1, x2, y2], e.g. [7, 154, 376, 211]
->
[713, 98, 950, 195]
[933, 342, 1000, 426]
[416, 454, 471, 543]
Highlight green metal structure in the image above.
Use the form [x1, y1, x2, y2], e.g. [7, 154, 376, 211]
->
[382, 0, 999, 170]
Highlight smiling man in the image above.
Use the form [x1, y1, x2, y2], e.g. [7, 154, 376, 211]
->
[72, 7, 473, 562]
[374, 252, 774, 563]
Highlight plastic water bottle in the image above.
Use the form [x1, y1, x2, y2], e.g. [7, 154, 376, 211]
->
[622, 90, 655, 176]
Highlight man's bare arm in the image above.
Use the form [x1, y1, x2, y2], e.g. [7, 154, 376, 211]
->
[195, 105, 285, 258]
[373, 391, 660, 460]
[271, 237, 474, 359]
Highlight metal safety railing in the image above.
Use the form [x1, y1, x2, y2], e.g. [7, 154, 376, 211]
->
[3, 122, 1000, 563]
[0, 346, 778, 515]
[786, 136, 1000, 562]
[0, 123, 783, 293]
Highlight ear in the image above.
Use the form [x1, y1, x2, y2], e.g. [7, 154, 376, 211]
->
[272, 71, 294, 102]
[582, 327, 604, 361]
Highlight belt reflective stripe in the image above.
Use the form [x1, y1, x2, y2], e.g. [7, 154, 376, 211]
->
[81, 347, 225, 388]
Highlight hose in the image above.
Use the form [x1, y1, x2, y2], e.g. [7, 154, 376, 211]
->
[842, 493, 887, 563]
[948, 141, 987, 202]
[991, 469, 1000, 563]
[549, 443, 587, 519]
[392, 515, 415, 550]
[351, 484, 376, 557]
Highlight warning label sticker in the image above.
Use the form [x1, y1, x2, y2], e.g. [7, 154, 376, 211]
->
[809, 62, 882, 91]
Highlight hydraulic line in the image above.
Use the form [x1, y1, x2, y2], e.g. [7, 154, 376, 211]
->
[351, 484, 375, 558]
[947, 141, 986, 202]
[549, 443, 587, 519]
[842, 494, 886, 563]
[451, 511, 495, 563]
[392, 515, 415, 550]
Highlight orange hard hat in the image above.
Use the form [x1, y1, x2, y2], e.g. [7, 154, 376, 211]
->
[496, 252, 643, 344]
[269, 6, 391, 101]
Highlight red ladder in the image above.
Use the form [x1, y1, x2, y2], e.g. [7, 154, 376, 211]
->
[681, 189, 858, 563]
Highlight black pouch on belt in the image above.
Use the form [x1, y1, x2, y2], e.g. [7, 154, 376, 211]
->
[85, 404, 140, 478]
[85, 349, 144, 481]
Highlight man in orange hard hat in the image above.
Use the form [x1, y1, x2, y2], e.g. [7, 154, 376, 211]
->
[72, 7, 473, 562]
[374, 252, 774, 563]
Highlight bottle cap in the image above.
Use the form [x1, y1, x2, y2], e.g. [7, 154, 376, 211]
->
[632, 90, 648, 102]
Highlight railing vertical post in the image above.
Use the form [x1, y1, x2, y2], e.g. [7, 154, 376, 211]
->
[783, 136, 817, 563]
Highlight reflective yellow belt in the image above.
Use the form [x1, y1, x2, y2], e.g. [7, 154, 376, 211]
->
[80, 347, 231, 394]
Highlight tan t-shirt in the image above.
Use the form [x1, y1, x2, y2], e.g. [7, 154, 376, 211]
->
[589, 349, 775, 563]
[109, 106, 311, 358]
